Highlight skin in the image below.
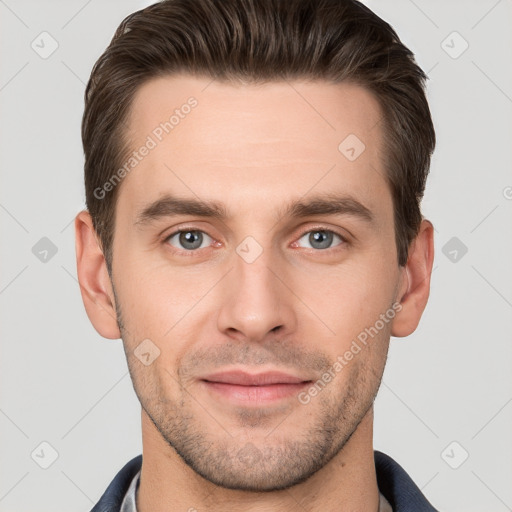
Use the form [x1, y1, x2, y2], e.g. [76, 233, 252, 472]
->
[75, 75, 434, 512]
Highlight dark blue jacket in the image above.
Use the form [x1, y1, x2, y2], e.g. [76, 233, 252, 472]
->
[91, 450, 439, 511]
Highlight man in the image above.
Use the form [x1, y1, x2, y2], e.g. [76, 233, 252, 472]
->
[75, 0, 437, 510]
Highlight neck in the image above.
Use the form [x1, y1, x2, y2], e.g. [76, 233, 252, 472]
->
[137, 407, 380, 512]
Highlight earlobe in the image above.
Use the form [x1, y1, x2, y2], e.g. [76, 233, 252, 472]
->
[75, 210, 121, 340]
[391, 219, 435, 338]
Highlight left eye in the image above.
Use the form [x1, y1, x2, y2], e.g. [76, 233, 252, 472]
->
[166, 230, 213, 251]
[296, 230, 344, 250]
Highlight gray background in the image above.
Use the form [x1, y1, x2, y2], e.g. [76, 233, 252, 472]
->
[1, 0, 511, 510]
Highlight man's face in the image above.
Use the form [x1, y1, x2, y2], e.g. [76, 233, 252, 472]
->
[111, 75, 403, 491]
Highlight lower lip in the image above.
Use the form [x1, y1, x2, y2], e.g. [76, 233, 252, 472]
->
[202, 381, 311, 403]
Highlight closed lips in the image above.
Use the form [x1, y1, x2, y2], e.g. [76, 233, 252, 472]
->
[201, 371, 311, 386]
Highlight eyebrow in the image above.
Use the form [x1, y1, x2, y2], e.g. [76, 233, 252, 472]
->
[134, 192, 374, 227]
[281, 193, 374, 224]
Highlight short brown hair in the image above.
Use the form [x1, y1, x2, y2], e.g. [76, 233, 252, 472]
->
[82, 0, 435, 272]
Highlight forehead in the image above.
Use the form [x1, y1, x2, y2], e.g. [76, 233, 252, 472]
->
[118, 74, 389, 219]
[126, 74, 383, 152]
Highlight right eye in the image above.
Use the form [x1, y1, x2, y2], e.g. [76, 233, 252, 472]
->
[165, 229, 214, 251]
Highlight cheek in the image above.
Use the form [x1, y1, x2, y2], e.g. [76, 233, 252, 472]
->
[113, 255, 218, 354]
[293, 259, 397, 338]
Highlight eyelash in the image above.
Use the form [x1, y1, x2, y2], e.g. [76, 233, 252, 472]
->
[162, 226, 349, 255]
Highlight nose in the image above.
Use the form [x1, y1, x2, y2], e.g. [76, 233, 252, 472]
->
[216, 249, 297, 343]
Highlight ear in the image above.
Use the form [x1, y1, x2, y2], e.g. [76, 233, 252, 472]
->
[75, 210, 121, 339]
[391, 219, 434, 337]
